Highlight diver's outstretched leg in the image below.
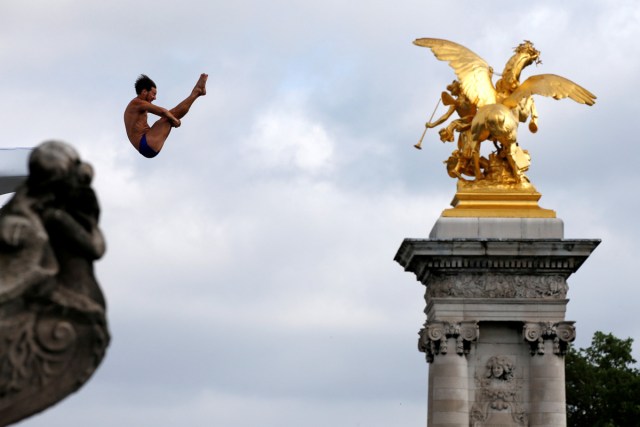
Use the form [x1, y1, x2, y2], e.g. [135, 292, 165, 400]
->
[145, 74, 208, 153]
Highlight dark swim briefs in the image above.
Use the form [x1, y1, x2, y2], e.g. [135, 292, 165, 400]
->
[138, 134, 158, 158]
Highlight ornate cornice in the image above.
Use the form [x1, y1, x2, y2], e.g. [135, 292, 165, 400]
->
[395, 239, 600, 286]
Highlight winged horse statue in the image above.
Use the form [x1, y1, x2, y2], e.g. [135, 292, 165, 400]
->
[414, 38, 596, 184]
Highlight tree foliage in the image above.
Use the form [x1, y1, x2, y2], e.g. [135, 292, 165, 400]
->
[565, 331, 640, 427]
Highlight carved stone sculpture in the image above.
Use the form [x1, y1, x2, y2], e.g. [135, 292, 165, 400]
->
[0, 141, 109, 426]
[471, 355, 527, 426]
[418, 320, 478, 363]
[523, 321, 575, 356]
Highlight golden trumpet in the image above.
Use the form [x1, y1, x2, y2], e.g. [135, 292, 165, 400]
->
[414, 127, 428, 150]
[414, 98, 441, 150]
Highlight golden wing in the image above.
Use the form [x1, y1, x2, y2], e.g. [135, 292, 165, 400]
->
[503, 74, 596, 108]
[413, 38, 496, 107]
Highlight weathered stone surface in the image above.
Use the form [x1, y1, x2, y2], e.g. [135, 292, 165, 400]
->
[395, 239, 599, 281]
[470, 355, 528, 426]
[427, 299, 570, 323]
[395, 218, 599, 427]
[429, 217, 564, 239]
[0, 141, 109, 426]
[427, 274, 568, 299]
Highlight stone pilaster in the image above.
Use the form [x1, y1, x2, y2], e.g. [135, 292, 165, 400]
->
[524, 322, 576, 427]
[419, 321, 479, 425]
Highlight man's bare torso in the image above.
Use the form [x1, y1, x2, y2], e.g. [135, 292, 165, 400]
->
[123, 98, 151, 149]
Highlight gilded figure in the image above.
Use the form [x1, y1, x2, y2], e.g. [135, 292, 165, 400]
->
[414, 38, 596, 185]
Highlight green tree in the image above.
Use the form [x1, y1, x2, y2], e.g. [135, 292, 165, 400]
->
[565, 331, 640, 427]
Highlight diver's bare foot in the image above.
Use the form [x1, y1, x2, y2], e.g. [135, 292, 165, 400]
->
[193, 73, 208, 96]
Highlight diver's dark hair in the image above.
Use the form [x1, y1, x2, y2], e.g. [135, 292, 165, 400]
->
[134, 74, 156, 94]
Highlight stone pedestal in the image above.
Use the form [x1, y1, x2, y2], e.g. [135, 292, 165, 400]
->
[395, 217, 599, 427]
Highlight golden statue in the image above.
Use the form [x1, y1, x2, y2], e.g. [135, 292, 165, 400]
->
[413, 38, 596, 218]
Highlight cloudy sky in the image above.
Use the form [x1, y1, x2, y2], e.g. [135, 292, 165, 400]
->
[1, 0, 638, 425]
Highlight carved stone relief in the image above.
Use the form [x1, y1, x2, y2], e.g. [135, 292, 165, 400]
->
[426, 273, 567, 299]
[470, 355, 528, 426]
[0, 141, 109, 425]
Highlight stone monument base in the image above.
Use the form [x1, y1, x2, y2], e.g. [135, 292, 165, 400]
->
[395, 216, 599, 427]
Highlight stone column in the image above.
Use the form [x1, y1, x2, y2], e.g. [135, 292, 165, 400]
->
[395, 217, 599, 427]
[420, 321, 478, 426]
[524, 322, 576, 427]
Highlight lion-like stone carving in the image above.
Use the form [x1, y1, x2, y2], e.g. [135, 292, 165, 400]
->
[0, 141, 109, 425]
